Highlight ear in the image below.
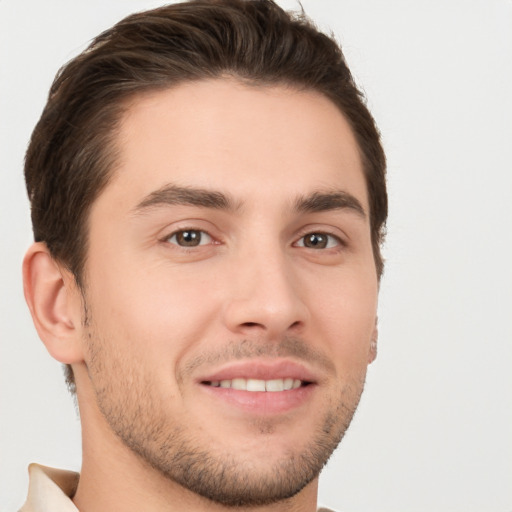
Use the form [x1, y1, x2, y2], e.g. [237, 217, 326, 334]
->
[22, 242, 85, 364]
[368, 318, 378, 364]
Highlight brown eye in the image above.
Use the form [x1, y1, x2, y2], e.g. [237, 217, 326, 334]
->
[167, 230, 211, 247]
[297, 232, 340, 249]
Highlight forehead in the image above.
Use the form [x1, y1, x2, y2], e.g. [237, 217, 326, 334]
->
[105, 78, 367, 211]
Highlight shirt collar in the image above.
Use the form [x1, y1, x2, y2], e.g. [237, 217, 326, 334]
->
[20, 464, 79, 512]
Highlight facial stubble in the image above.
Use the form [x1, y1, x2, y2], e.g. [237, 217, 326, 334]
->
[83, 314, 366, 507]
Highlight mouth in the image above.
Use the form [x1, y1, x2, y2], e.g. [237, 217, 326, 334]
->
[197, 360, 318, 414]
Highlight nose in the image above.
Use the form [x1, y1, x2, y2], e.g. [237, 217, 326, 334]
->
[221, 246, 310, 339]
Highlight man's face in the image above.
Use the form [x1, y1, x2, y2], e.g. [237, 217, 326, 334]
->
[78, 79, 378, 506]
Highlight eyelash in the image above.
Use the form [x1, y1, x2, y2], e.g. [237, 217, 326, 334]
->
[163, 228, 344, 251]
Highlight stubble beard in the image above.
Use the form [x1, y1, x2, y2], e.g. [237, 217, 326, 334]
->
[84, 322, 366, 507]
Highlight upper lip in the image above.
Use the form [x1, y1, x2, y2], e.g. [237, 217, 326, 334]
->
[197, 359, 318, 384]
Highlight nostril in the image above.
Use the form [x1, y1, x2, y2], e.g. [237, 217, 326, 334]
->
[239, 320, 302, 332]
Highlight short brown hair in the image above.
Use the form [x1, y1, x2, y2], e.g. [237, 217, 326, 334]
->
[25, 0, 387, 388]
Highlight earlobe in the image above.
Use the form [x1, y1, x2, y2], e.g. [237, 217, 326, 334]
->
[22, 242, 84, 364]
[368, 320, 378, 364]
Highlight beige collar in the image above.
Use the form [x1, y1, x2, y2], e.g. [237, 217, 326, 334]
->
[20, 464, 79, 512]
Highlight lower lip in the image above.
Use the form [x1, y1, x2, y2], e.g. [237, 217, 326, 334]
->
[199, 383, 317, 415]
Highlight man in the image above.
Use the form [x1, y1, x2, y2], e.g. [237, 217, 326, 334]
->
[20, 0, 387, 511]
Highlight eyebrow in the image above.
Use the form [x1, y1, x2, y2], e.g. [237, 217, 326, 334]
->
[132, 183, 366, 219]
[294, 190, 366, 219]
[132, 184, 239, 214]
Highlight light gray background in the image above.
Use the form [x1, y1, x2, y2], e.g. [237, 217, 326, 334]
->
[1, 1, 511, 511]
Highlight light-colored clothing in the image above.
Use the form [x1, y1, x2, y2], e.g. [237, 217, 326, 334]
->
[20, 464, 79, 512]
[20, 464, 335, 511]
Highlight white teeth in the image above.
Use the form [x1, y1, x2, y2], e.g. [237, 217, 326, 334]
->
[247, 379, 266, 391]
[231, 378, 246, 390]
[265, 379, 284, 392]
[207, 378, 305, 392]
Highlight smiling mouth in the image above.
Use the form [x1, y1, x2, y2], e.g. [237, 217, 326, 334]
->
[202, 378, 311, 392]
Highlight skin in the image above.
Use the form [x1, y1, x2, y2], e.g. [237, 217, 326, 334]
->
[23, 79, 378, 512]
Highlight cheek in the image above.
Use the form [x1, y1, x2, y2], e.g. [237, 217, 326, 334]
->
[85, 257, 222, 369]
[308, 268, 377, 368]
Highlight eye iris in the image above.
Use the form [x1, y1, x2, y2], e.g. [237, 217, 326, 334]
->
[304, 233, 327, 249]
[176, 230, 201, 247]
